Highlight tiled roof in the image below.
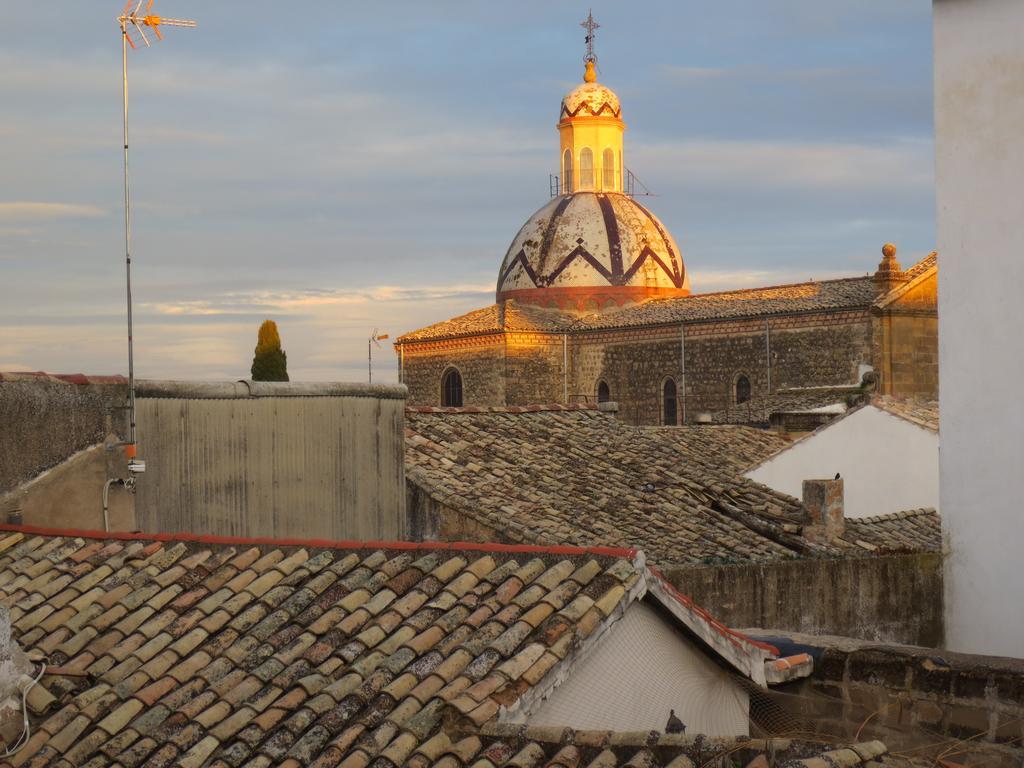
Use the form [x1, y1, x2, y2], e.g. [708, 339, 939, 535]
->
[844, 509, 942, 553]
[396, 303, 574, 343]
[0, 527, 928, 768]
[871, 397, 939, 433]
[705, 387, 863, 425]
[901, 251, 937, 282]
[405, 407, 939, 567]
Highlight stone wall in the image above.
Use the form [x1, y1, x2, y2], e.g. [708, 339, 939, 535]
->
[0, 374, 128, 494]
[762, 632, 1024, 768]
[505, 334, 567, 405]
[401, 336, 505, 406]
[665, 553, 944, 647]
[873, 272, 939, 398]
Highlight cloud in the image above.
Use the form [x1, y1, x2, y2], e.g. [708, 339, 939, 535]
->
[630, 138, 933, 192]
[688, 268, 862, 293]
[0, 202, 106, 220]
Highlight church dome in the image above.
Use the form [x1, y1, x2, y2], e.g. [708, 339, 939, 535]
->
[560, 60, 621, 120]
[496, 191, 690, 311]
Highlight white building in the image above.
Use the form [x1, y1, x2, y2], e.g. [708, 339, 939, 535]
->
[934, 0, 1024, 655]
[745, 398, 939, 519]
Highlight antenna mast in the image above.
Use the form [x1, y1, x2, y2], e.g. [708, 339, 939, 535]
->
[116, 1, 195, 463]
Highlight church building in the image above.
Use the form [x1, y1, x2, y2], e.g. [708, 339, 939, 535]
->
[396, 21, 938, 425]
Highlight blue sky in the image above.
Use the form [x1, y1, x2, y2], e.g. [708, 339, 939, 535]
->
[0, 2, 934, 382]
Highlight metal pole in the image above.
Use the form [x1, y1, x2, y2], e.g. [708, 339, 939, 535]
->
[765, 318, 772, 422]
[368, 337, 372, 383]
[399, 343, 404, 384]
[122, 21, 136, 445]
[562, 334, 568, 403]
[680, 324, 686, 424]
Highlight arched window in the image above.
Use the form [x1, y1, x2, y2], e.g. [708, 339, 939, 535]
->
[442, 368, 463, 407]
[562, 149, 574, 194]
[663, 379, 678, 426]
[735, 375, 751, 405]
[579, 147, 594, 190]
[602, 147, 615, 190]
[597, 380, 610, 403]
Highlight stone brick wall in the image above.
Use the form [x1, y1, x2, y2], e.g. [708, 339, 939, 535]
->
[767, 633, 1024, 768]
[400, 336, 506, 406]
[505, 334, 567, 405]
[666, 553, 944, 647]
[872, 272, 939, 398]
[400, 310, 877, 424]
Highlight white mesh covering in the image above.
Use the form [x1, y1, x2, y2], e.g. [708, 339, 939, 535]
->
[528, 601, 750, 736]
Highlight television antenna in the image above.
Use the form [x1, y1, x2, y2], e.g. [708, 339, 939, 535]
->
[369, 329, 389, 383]
[116, 1, 196, 470]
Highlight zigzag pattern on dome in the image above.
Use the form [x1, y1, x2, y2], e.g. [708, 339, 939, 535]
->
[560, 100, 622, 119]
[499, 241, 684, 290]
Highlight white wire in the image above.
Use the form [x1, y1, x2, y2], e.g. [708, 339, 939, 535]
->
[2, 661, 46, 757]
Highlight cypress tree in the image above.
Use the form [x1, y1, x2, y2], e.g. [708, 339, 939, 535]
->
[251, 319, 289, 381]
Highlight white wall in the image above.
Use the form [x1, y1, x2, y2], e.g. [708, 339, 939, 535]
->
[746, 406, 938, 519]
[528, 601, 749, 736]
[934, 0, 1024, 656]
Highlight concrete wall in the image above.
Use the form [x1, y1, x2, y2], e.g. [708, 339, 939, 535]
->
[135, 380, 407, 540]
[0, 374, 127, 494]
[764, 632, 1024, 768]
[667, 553, 945, 647]
[0, 374, 135, 530]
[746, 406, 939, 518]
[934, 0, 1024, 655]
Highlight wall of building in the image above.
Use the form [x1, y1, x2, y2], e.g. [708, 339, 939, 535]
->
[766, 632, 1024, 768]
[873, 273, 939, 398]
[0, 375, 127, 494]
[934, 0, 1024, 655]
[505, 333, 567, 405]
[667, 553, 944, 647]
[400, 336, 505, 406]
[134, 380, 407, 540]
[746, 406, 939, 518]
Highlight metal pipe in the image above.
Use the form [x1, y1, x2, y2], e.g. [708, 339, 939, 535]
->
[562, 334, 568, 403]
[765, 317, 772, 422]
[399, 343, 405, 385]
[680, 324, 686, 424]
[122, 21, 136, 446]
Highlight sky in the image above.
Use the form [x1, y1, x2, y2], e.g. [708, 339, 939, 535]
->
[0, 2, 935, 383]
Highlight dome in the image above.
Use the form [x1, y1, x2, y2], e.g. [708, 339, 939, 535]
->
[560, 60, 621, 120]
[496, 192, 690, 311]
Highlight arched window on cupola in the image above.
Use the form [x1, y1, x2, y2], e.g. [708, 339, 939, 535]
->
[563, 149, 574, 194]
[663, 378, 678, 426]
[442, 368, 463, 407]
[579, 147, 594, 190]
[602, 147, 615, 190]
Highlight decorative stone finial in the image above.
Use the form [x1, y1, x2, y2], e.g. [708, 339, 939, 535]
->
[584, 60, 597, 83]
[882, 243, 897, 260]
[874, 242, 906, 295]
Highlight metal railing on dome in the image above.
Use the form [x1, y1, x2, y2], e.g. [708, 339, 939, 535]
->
[549, 167, 653, 198]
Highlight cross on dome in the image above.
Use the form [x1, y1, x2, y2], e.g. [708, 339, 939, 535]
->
[581, 10, 600, 64]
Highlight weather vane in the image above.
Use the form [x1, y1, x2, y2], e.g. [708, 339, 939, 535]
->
[581, 10, 600, 64]
[116, 1, 196, 470]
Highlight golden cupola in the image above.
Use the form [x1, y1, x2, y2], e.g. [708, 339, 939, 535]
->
[495, 15, 690, 313]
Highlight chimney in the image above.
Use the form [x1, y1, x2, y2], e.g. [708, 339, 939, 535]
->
[873, 243, 907, 296]
[802, 477, 845, 542]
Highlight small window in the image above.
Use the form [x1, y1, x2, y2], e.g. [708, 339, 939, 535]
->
[597, 380, 610, 403]
[579, 147, 594, 190]
[735, 375, 751, 405]
[563, 149, 574, 194]
[602, 148, 615, 189]
[663, 379, 678, 426]
[442, 368, 463, 407]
